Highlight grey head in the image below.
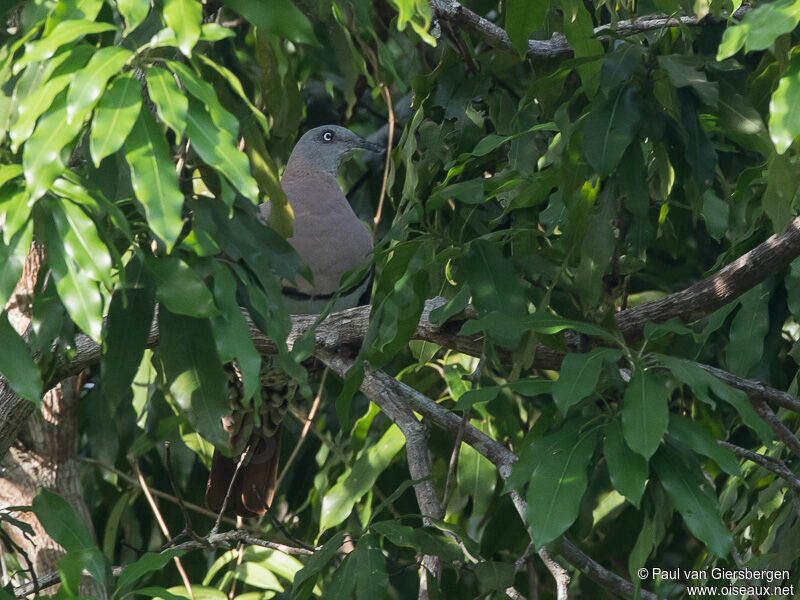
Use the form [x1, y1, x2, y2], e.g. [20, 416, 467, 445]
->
[284, 125, 382, 179]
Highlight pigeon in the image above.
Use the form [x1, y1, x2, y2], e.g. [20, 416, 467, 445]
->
[205, 125, 381, 516]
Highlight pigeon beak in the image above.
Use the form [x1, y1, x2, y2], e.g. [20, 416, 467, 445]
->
[355, 137, 383, 153]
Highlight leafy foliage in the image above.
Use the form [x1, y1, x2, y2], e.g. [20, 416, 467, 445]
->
[2, 0, 800, 598]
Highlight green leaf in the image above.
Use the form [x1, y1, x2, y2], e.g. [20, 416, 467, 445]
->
[146, 66, 188, 134]
[603, 420, 648, 508]
[509, 378, 554, 396]
[726, 284, 770, 376]
[146, 585, 225, 600]
[320, 425, 405, 533]
[643, 317, 693, 342]
[668, 415, 740, 476]
[185, 96, 259, 201]
[23, 96, 83, 201]
[362, 240, 428, 371]
[209, 263, 261, 401]
[58, 547, 108, 593]
[700, 190, 730, 241]
[146, 255, 217, 318]
[200, 23, 235, 41]
[601, 44, 643, 93]
[0, 214, 33, 310]
[474, 561, 515, 593]
[66, 46, 132, 126]
[389, 0, 436, 45]
[717, 82, 771, 157]
[239, 547, 305, 586]
[652, 443, 732, 557]
[102, 255, 155, 402]
[622, 369, 668, 460]
[159, 308, 228, 449]
[162, 0, 202, 57]
[657, 354, 773, 443]
[125, 109, 185, 252]
[16, 20, 116, 70]
[628, 510, 658, 583]
[90, 71, 142, 165]
[353, 534, 389, 600]
[552, 348, 621, 414]
[117, 0, 150, 32]
[117, 549, 185, 590]
[460, 239, 526, 347]
[457, 421, 497, 515]
[194, 53, 270, 134]
[0, 165, 22, 190]
[9, 46, 91, 151]
[430, 179, 484, 207]
[523, 312, 619, 343]
[763, 150, 799, 232]
[769, 56, 800, 154]
[656, 55, 718, 106]
[371, 522, 462, 563]
[234, 562, 283, 591]
[49, 196, 113, 287]
[168, 61, 239, 134]
[524, 420, 598, 546]
[40, 203, 105, 341]
[678, 89, 716, 190]
[583, 86, 641, 176]
[717, 0, 800, 60]
[558, 0, 603, 93]
[218, 0, 318, 45]
[505, 0, 549, 57]
[32, 489, 95, 551]
[575, 185, 617, 306]
[325, 549, 358, 598]
[452, 386, 501, 410]
[0, 312, 43, 405]
[291, 531, 347, 598]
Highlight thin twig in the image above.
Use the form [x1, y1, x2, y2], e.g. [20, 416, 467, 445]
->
[373, 82, 394, 231]
[718, 440, 800, 491]
[133, 461, 194, 600]
[211, 444, 253, 535]
[276, 368, 328, 489]
[81, 457, 240, 527]
[441, 412, 466, 512]
[12, 528, 317, 598]
[164, 442, 200, 544]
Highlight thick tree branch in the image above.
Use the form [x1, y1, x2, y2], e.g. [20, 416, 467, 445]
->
[429, 0, 750, 62]
[3, 213, 799, 459]
[616, 215, 800, 341]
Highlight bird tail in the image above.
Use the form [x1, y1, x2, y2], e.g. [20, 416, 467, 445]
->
[205, 426, 280, 517]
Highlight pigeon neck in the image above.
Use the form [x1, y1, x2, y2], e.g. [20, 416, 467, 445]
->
[284, 154, 339, 181]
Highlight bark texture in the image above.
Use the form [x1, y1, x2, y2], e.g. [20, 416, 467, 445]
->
[0, 244, 97, 595]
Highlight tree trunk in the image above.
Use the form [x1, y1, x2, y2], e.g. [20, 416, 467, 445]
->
[0, 244, 98, 595]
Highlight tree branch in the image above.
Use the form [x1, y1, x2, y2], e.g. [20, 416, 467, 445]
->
[616, 215, 800, 341]
[3, 213, 798, 459]
[429, 0, 750, 62]
[10, 529, 314, 598]
[316, 351, 652, 600]
[717, 441, 800, 492]
[317, 350, 444, 595]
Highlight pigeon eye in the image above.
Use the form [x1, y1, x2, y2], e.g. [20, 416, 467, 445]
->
[321, 131, 334, 142]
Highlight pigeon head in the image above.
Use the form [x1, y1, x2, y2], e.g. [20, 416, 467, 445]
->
[285, 125, 382, 178]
